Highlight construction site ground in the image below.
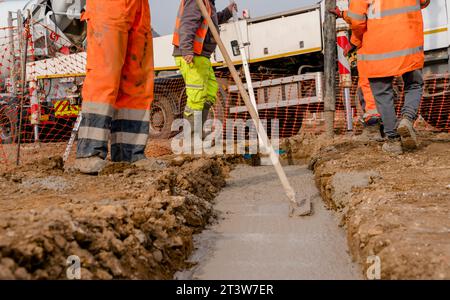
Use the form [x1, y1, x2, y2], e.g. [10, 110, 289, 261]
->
[0, 131, 449, 280]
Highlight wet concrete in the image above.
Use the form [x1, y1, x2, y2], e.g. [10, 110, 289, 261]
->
[175, 165, 362, 280]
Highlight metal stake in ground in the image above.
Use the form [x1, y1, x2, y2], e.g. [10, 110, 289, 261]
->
[195, 0, 311, 217]
[16, 11, 30, 166]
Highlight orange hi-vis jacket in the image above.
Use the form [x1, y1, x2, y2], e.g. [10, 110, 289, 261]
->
[173, 0, 212, 55]
[348, 0, 429, 78]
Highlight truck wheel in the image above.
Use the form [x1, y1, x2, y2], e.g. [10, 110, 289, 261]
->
[149, 96, 176, 139]
[0, 106, 17, 144]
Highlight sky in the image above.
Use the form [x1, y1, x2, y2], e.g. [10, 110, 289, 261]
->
[149, 0, 318, 35]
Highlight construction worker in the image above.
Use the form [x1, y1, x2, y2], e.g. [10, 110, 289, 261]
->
[347, 0, 430, 155]
[330, 7, 383, 141]
[172, 0, 236, 152]
[74, 0, 154, 174]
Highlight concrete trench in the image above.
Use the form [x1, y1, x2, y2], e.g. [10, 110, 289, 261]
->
[175, 164, 362, 280]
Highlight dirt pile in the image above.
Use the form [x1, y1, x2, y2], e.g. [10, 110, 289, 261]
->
[0, 155, 234, 279]
[286, 131, 450, 279]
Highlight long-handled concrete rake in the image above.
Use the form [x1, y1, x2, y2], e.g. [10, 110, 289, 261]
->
[195, 0, 312, 217]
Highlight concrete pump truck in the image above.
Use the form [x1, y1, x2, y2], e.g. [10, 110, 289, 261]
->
[0, 0, 448, 144]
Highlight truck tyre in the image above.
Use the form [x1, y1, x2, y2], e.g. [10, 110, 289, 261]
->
[149, 95, 176, 140]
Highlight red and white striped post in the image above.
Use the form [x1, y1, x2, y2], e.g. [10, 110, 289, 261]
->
[336, 26, 353, 131]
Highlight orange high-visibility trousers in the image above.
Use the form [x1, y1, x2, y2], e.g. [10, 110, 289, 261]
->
[77, 0, 154, 163]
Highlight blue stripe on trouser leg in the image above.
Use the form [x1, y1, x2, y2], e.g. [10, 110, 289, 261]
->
[110, 118, 150, 162]
[77, 113, 112, 159]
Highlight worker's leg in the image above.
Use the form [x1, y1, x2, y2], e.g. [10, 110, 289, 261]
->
[77, 0, 129, 160]
[355, 77, 383, 141]
[369, 76, 403, 154]
[401, 69, 424, 121]
[202, 65, 219, 123]
[112, 0, 154, 163]
[369, 76, 398, 138]
[396, 70, 424, 150]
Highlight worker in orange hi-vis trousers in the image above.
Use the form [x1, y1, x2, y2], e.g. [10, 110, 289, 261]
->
[348, 0, 429, 155]
[330, 6, 383, 141]
[74, 0, 155, 174]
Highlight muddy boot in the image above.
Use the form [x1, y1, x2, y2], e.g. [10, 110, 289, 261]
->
[397, 117, 418, 150]
[382, 137, 403, 156]
[132, 157, 167, 171]
[73, 156, 107, 174]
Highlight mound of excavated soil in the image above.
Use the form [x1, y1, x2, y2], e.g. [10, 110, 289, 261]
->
[286, 131, 450, 279]
[0, 155, 236, 279]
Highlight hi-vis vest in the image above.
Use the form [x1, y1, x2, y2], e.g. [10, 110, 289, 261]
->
[172, 0, 212, 55]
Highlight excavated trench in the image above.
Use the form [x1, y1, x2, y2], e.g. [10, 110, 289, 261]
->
[0, 154, 237, 279]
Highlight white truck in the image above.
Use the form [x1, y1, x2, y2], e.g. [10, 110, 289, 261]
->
[0, 0, 449, 143]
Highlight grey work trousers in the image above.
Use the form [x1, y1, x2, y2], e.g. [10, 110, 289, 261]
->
[368, 70, 424, 138]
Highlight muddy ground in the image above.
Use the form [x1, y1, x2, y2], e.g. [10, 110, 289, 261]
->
[284, 130, 450, 279]
[0, 139, 239, 279]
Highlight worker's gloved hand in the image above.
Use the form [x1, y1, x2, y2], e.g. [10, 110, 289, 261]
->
[183, 55, 194, 64]
[329, 7, 343, 18]
[228, 1, 238, 13]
